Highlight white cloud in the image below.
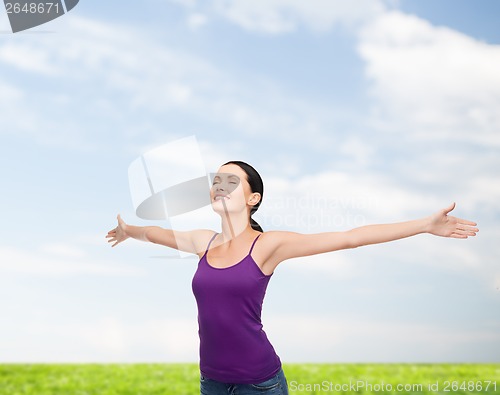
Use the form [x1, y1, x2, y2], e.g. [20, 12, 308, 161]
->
[284, 252, 364, 281]
[0, 245, 145, 277]
[266, 313, 500, 362]
[169, 0, 197, 8]
[0, 316, 199, 362]
[0, 43, 56, 75]
[211, 0, 385, 34]
[0, 15, 214, 150]
[358, 11, 500, 146]
[78, 317, 199, 361]
[187, 13, 208, 30]
[0, 80, 23, 103]
[338, 136, 376, 168]
[465, 176, 500, 212]
[40, 242, 86, 259]
[0, 14, 345, 152]
[259, 170, 440, 234]
[81, 317, 129, 355]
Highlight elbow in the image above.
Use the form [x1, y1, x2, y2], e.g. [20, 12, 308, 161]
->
[143, 227, 156, 243]
[343, 231, 361, 249]
[346, 241, 360, 250]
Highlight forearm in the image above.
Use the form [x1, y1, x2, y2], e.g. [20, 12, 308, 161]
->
[347, 217, 429, 248]
[124, 224, 159, 242]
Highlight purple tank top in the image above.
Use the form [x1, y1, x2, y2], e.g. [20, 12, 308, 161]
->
[191, 232, 282, 384]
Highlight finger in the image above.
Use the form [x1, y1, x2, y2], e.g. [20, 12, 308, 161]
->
[457, 218, 477, 226]
[443, 202, 456, 215]
[458, 225, 479, 233]
[450, 233, 468, 239]
[454, 229, 476, 236]
[455, 223, 479, 232]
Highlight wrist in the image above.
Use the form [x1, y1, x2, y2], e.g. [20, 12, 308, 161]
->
[122, 223, 132, 239]
[125, 224, 150, 242]
[420, 216, 432, 234]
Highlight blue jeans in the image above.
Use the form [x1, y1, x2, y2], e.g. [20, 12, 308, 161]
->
[200, 367, 288, 395]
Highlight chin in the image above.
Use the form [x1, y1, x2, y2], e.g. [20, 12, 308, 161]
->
[210, 200, 226, 213]
[210, 198, 238, 214]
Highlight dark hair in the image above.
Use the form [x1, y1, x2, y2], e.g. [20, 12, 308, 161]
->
[223, 161, 264, 232]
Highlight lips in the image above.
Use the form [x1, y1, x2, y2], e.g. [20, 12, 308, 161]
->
[214, 194, 229, 201]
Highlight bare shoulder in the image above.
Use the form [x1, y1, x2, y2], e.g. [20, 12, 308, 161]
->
[258, 230, 299, 248]
[256, 230, 304, 253]
[188, 229, 218, 258]
[253, 230, 298, 273]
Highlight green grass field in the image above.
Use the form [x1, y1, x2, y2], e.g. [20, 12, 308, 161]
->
[0, 363, 498, 394]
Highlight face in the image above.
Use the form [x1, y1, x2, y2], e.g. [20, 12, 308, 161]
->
[209, 164, 260, 216]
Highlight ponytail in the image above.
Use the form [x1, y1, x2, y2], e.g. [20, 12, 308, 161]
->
[250, 213, 263, 232]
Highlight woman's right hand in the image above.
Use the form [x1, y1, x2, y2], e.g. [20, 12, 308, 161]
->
[106, 214, 130, 247]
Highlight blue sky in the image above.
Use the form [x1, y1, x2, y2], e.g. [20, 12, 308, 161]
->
[0, 0, 499, 364]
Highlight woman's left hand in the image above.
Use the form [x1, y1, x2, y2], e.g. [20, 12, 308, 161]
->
[426, 202, 478, 238]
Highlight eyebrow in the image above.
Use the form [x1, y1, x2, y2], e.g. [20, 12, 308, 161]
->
[213, 174, 239, 179]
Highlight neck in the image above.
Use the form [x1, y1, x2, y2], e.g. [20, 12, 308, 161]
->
[219, 210, 253, 243]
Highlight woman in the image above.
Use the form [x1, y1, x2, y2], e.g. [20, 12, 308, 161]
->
[106, 161, 478, 395]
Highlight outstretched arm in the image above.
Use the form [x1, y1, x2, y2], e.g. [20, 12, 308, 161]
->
[105, 214, 211, 254]
[343, 202, 477, 244]
[268, 202, 478, 262]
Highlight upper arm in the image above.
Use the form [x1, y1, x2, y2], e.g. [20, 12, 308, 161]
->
[145, 227, 215, 255]
[267, 230, 356, 263]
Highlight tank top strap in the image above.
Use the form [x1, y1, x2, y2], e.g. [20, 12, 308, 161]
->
[204, 232, 219, 255]
[248, 233, 262, 256]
